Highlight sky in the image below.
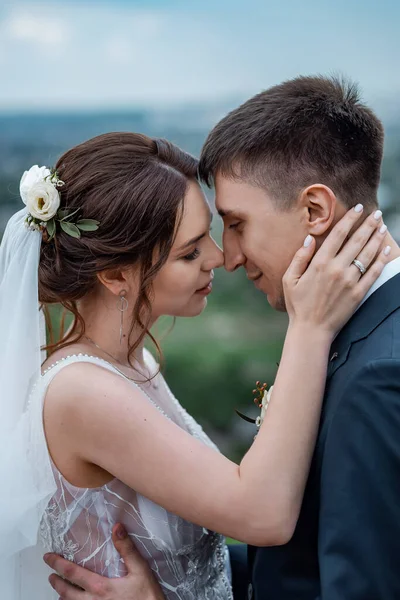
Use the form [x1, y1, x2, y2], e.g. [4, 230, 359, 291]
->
[0, 0, 399, 113]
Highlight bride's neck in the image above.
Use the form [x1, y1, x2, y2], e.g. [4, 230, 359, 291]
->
[77, 292, 154, 368]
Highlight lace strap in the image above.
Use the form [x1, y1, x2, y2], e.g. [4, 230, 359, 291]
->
[41, 353, 118, 384]
[39, 353, 171, 421]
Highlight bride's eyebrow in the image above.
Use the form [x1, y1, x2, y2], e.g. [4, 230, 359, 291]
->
[178, 232, 207, 251]
[177, 213, 213, 252]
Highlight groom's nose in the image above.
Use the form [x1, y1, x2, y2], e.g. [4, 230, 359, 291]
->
[223, 238, 246, 272]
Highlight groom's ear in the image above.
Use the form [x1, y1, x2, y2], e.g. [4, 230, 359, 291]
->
[300, 184, 337, 236]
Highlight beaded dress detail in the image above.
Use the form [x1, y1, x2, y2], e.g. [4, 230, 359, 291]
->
[38, 352, 233, 600]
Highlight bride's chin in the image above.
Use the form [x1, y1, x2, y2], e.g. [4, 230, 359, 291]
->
[178, 297, 209, 318]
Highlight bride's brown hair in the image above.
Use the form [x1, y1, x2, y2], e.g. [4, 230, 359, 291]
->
[39, 132, 199, 364]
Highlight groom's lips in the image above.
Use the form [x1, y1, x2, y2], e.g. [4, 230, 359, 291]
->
[248, 273, 263, 282]
[248, 272, 264, 291]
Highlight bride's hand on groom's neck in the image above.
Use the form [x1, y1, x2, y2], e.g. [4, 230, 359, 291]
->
[283, 205, 391, 338]
[43, 524, 164, 600]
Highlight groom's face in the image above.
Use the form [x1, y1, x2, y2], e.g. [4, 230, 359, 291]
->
[215, 175, 307, 311]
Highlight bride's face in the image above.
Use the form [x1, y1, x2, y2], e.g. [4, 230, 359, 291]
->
[150, 181, 224, 318]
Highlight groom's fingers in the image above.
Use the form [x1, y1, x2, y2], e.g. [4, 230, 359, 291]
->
[112, 523, 148, 575]
[111, 524, 165, 599]
[315, 204, 366, 261]
[48, 573, 88, 600]
[111, 524, 165, 597]
[43, 553, 104, 594]
[337, 209, 383, 267]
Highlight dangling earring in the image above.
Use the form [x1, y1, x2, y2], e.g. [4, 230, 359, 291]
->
[117, 290, 129, 345]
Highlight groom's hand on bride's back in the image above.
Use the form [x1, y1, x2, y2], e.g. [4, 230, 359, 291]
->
[43, 524, 164, 600]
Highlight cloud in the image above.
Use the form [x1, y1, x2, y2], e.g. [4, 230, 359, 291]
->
[103, 10, 164, 67]
[104, 36, 135, 66]
[5, 11, 70, 46]
[0, 0, 399, 111]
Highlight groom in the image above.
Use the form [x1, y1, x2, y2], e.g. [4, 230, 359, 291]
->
[45, 76, 400, 599]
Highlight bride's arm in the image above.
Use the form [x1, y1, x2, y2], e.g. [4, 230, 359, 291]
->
[44, 207, 389, 546]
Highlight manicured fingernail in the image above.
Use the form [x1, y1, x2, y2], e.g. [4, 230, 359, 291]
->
[380, 224, 388, 234]
[116, 524, 127, 540]
[354, 204, 364, 213]
[374, 210, 383, 221]
[384, 246, 392, 256]
[303, 235, 313, 248]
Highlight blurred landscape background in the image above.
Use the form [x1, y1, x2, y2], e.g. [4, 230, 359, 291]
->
[1, 0, 400, 459]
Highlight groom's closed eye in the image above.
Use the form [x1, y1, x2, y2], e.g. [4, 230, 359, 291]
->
[228, 222, 241, 230]
[218, 209, 246, 231]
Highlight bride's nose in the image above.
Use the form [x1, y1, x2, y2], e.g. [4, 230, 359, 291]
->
[203, 239, 224, 270]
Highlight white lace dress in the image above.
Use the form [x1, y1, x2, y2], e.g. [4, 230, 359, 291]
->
[38, 352, 233, 600]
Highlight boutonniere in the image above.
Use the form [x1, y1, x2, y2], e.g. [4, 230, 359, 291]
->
[236, 381, 274, 431]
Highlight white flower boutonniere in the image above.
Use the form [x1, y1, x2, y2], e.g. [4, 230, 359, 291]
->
[255, 384, 273, 428]
[236, 380, 274, 433]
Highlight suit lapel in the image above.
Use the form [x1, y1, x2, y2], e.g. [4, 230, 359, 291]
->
[327, 273, 400, 379]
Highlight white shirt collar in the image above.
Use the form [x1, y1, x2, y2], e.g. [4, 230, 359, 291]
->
[357, 255, 400, 311]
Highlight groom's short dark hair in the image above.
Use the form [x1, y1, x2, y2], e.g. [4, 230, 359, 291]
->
[198, 76, 384, 209]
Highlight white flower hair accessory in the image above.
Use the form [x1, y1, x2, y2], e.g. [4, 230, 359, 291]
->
[20, 165, 99, 241]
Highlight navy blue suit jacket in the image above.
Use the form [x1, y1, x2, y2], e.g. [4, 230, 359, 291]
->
[249, 273, 400, 600]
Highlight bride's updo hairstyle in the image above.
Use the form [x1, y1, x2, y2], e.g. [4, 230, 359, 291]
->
[39, 132, 198, 362]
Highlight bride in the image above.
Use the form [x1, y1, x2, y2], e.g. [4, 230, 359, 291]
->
[0, 132, 389, 599]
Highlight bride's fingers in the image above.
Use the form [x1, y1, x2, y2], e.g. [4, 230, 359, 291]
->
[353, 245, 392, 298]
[337, 209, 383, 267]
[283, 235, 316, 285]
[314, 204, 365, 260]
[348, 223, 388, 278]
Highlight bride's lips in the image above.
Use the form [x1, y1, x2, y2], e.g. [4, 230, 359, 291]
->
[195, 271, 214, 296]
[195, 280, 213, 296]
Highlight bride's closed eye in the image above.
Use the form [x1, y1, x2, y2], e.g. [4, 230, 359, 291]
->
[183, 248, 201, 261]
[182, 227, 213, 261]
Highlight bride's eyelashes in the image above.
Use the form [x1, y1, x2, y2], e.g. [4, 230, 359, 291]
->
[182, 227, 213, 261]
[183, 248, 201, 261]
[228, 222, 241, 231]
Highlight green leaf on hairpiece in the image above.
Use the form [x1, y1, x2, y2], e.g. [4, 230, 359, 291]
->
[57, 208, 69, 220]
[76, 219, 100, 231]
[60, 207, 81, 222]
[46, 218, 56, 240]
[60, 221, 81, 238]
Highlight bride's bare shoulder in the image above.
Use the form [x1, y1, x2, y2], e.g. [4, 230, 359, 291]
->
[41, 341, 98, 373]
[42, 347, 134, 411]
